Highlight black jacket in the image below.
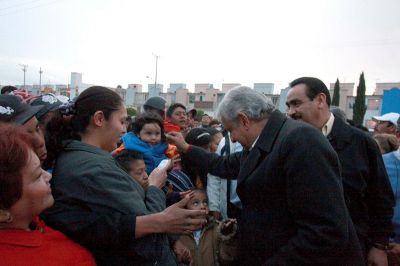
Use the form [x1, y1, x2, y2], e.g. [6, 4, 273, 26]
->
[187, 110, 364, 265]
[328, 116, 395, 246]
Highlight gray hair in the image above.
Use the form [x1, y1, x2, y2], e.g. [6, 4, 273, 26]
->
[330, 106, 347, 122]
[217, 86, 275, 124]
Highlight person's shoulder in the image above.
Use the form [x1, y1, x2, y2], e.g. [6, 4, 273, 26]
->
[284, 119, 324, 139]
[383, 150, 399, 161]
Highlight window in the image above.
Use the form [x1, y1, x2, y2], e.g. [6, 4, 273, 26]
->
[367, 99, 380, 110]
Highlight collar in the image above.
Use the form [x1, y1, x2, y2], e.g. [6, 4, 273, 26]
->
[249, 136, 260, 151]
[0, 217, 44, 247]
[253, 110, 287, 153]
[63, 140, 113, 158]
[394, 149, 400, 160]
[327, 114, 354, 147]
[322, 113, 335, 136]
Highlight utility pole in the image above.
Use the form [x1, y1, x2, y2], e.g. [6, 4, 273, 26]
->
[39, 67, 43, 92]
[153, 53, 159, 92]
[20, 64, 28, 89]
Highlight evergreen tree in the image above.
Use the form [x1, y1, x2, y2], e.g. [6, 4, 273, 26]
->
[126, 107, 136, 117]
[353, 72, 367, 126]
[332, 78, 340, 106]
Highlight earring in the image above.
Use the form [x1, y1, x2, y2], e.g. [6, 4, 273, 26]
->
[6, 214, 13, 223]
[0, 210, 12, 223]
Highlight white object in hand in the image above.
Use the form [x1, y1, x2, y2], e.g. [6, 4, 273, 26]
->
[157, 159, 170, 170]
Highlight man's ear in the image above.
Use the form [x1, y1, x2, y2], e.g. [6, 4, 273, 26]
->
[92, 111, 105, 127]
[238, 112, 251, 129]
[316, 93, 327, 107]
[0, 210, 12, 223]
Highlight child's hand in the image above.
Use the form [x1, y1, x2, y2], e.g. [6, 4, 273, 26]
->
[210, 211, 222, 221]
[173, 239, 192, 265]
[171, 154, 181, 167]
[166, 156, 178, 171]
[221, 219, 237, 235]
[179, 190, 194, 199]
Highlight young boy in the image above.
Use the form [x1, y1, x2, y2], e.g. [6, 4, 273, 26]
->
[179, 189, 238, 266]
[114, 150, 149, 189]
[114, 150, 194, 265]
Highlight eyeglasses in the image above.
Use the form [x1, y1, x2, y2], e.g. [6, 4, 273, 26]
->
[376, 121, 389, 125]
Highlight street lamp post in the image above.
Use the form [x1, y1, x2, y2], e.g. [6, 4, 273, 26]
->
[39, 67, 43, 92]
[153, 53, 159, 92]
[20, 64, 28, 89]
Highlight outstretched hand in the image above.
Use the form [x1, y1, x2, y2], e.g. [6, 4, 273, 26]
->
[161, 195, 208, 234]
[166, 132, 190, 153]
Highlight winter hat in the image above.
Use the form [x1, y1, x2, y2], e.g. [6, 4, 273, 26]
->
[0, 95, 44, 125]
[144, 96, 166, 112]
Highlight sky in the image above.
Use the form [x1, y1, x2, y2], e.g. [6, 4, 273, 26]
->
[0, 0, 399, 93]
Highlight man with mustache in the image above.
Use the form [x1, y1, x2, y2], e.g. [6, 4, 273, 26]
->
[286, 77, 395, 266]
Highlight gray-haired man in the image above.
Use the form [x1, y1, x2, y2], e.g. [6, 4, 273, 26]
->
[167, 86, 363, 265]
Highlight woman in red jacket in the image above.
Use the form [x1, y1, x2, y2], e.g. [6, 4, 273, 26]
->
[0, 123, 95, 266]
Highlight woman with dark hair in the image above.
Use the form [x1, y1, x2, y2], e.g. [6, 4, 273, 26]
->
[42, 86, 206, 265]
[0, 123, 95, 265]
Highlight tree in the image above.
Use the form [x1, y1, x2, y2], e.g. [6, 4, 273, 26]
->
[353, 72, 367, 126]
[195, 109, 204, 121]
[126, 107, 136, 117]
[331, 78, 340, 106]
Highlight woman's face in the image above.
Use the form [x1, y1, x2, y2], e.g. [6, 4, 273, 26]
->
[102, 105, 128, 152]
[9, 149, 53, 220]
[128, 159, 149, 189]
[21, 117, 47, 163]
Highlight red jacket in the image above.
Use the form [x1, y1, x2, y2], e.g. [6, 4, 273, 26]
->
[0, 217, 95, 266]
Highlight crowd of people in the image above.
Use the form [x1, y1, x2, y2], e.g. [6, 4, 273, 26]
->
[0, 78, 399, 265]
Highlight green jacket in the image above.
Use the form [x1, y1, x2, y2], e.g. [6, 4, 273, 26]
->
[43, 140, 176, 266]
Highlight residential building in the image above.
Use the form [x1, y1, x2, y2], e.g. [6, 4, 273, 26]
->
[254, 83, 274, 94]
[374, 82, 400, 95]
[329, 82, 355, 112]
[148, 84, 163, 97]
[168, 83, 186, 93]
[221, 83, 241, 93]
[381, 88, 400, 114]
[194, 83, 213, 93]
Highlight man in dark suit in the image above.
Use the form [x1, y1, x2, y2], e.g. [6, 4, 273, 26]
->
[167, 86, 363, 265]
[286, 77, 395, 266]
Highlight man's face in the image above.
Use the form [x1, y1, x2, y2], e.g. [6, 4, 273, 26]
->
[374, 121, 396, 135]
[286, 84, 321, 128]
[170, 107, 188, 129]
[201, 115, 211, 126]
[222, 117, 251, 150]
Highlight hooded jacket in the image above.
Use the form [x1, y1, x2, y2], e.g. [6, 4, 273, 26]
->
[121, 132, 168, 174]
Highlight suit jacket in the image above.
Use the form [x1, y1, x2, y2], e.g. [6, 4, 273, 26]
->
[187, 110, 363, 265]
[328, 116, 394, 246]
